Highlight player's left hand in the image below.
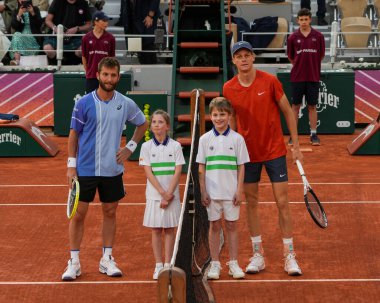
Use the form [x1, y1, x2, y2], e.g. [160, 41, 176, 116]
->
[116, 147, 132, 163]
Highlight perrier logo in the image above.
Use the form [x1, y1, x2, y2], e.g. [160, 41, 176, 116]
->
[317, 80, 339, 112]
[299, 80, 340, 121]
[0, 131, 22, 146]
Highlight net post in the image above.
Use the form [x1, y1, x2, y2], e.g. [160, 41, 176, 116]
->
[190, 89, 205, 137]
[157, 267, 186, 303]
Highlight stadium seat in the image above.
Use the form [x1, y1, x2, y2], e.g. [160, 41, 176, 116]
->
[337, 0, 368, 18]
[373, 0, 380, 15]
[341, 17, 372, 48]
[267, 17, 287, 49]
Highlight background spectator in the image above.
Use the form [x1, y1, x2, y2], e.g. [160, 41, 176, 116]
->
[121, 0, 160, 64]
[301, 0, 327, 26]
[43, 0, 91, 64]
[0, 0, 18, 34]
[9, 0, 42, 65]
[32, 0, 48, 12]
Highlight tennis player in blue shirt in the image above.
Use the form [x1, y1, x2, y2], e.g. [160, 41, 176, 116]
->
[62, 57, 148, 281]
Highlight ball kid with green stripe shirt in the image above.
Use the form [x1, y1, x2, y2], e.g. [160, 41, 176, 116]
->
[196, 97, 249, 279]
[139, 110, 185, 279]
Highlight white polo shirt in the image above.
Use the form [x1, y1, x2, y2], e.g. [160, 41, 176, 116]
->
[139, 136, 185, 200]
[196, 126, 250, 200]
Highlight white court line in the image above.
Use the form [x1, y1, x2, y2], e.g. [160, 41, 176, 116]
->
[355, 81, 380, 99]
[355, 108, 374, 121]
[0, 182, 380, 187]
[0, 278, 379, 285]
[1, 201, 380, 206]
[358, 70, 380, 86]
[355, 94, 380, 112]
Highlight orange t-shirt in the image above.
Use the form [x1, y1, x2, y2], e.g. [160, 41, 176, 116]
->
[223, 70, 287, 162]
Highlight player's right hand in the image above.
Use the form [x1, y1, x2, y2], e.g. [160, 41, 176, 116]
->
[67, 168, 77, 188]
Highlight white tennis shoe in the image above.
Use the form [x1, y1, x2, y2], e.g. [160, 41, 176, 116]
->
[153, 264, 164, 280]
[207, 261, 221, 280]
[245, 252, 265, 273]
[62, 259, 81, 281]
[227, 260, 245, 279]
[99, 255, 123, 277]
[284, 252, 302, 276]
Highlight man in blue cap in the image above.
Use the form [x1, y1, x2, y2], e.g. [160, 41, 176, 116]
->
[224, 40, 304, 277]
[82, 11, 115, 92]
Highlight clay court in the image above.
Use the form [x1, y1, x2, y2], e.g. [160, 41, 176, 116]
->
[0, 131, 379, 303]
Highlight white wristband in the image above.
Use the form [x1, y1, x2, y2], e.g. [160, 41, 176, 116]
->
[126, 140, 137, 153]
[67, 157, 77, 168]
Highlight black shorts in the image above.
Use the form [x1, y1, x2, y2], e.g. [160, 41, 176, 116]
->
[244, 156, 288, 183]
[78, 174, 125, 203]
[291, 81, 319, 106]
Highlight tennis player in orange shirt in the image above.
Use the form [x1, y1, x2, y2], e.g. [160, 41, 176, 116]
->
[223, 41, 304, 276]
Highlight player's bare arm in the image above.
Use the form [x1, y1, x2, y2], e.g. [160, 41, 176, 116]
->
[198, 164, 211, 206]
[165, 165, 182, 202]
[67, 129, 79, 187]
[233, 164, 245, 206]
[278, 94, 304, 164]
[117, 120, 149, 163]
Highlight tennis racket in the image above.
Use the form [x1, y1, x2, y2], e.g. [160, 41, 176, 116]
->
[296, 160, 328, 229]
[67, 178, 80, 219]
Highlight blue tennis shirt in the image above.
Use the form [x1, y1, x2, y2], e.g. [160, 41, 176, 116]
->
[70, 90, 146, 177]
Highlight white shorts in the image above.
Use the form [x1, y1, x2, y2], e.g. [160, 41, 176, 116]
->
[143, 198, 180, 228]
[207, 200, 240, 222]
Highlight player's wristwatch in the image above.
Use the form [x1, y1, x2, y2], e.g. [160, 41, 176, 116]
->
[126, 140, 137, 153]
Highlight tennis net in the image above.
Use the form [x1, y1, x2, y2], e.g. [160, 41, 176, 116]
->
[170, 89, 214, 302]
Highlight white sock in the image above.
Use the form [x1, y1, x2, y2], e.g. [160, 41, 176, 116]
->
[164, 263, 170, 268]
[251, 235, 262, 253]
[310, 129, 317, 135]
[156, 262, 163, 268]
[70, 250, 80, 262]
[103, 247, 112, 258]
[283, 238, 294, 252]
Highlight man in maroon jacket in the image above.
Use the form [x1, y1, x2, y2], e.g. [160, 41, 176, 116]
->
[81, 11, 115, 93]
[287, 8, 325, 145]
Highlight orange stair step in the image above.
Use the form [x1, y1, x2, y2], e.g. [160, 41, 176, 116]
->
[176, 137, 192, 146]
[177, 114, 211, 122]
[179, 42, 220, 48]
[177, 67, 220, 73]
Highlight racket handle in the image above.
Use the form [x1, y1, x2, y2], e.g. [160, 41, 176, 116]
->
[296, 160, 305, 176]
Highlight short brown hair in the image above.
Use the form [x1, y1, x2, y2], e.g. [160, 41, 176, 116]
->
[209, 97, 234, 114]
[98, 57, 120, 74]
[297, 8, 312, 18]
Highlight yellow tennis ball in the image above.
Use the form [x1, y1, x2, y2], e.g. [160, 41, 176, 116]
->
[143, 109, 149, 115]
[144, 104, 150, 109]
